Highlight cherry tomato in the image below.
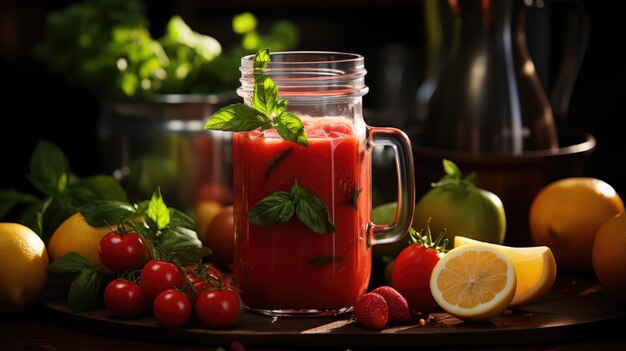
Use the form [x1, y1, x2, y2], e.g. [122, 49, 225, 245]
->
[203, 206, 234, 271]
[391, 228, 446, 311]
[195, 288, 240, 327]
[153, 288, 192, 327]
[140, 259, 185, 299]
[98, 232, 145, 272]
[103, 279, 146, 318]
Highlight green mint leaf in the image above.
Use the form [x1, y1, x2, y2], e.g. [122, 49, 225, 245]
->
[275, 112, 308, 146]
[308, 256, 346, 267]
[266, 147, 293, 179]
[28, 141, 70, 196]
[77, 200, 136, 227]
[204, 103, 271, 131]
[48, 252, 93, 275]
[0, 189, 39, 218]
[68, 268, 102, 312]
[293, 185, 335, 234]
[247, 191, 295, 227]
[253, 75, 279, 116]
[148, 187, 170, 229]
[68, 175, 129, 204]
[253, 47, 271, 70]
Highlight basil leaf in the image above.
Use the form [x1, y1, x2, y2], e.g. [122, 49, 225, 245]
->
[274, 98, 288, 116]
[28, 141, 70, 196]
[40, 195, 75, 242]
[68, 268, 102, 312]
[0, 189, 39, 218]
[169, 207, 196, 230]
[148, 187, 170, 229]
[294, 186, 335, 234]
[204, 103, 270, 131]
[48, 252, 93, 275]
[253, 75, 278, 116]
[77, 200, 136, 227]
[253, 47, 270, 70]
[275, 112, 308, 146]
[247, 191, 295, 227]
[134, 200, 150, 216]
[18, 201, 44, 237]
[157, 226, 209, 264]
[266, 147, 293, 179]
[68, 175, 129, 203]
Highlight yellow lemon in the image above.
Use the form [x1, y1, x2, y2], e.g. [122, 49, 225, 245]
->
[529, 177, 624, 271]
[430, 244, 517, 321]
[48, 213, 111, 270]
[0, 223, 49, 314]
[592, 213, 626, 298]
[454, 236, 557, 307]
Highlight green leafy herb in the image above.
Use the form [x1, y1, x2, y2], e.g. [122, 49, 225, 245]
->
[247, 181, 335, 234]
[77, 200, 137, 227]
[265, 147, 293, 178]
[148, 187, 170, 229]
[0, 141, 128, 242]
[48, 252, 103, 312]
[204, 48, 308, 146]
[308, 256, 346, 267]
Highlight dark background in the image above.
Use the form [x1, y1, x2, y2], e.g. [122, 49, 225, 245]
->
[1, 0, 624, 198]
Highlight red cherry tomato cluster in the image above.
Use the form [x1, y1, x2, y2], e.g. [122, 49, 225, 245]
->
[99, 230, 241, 329]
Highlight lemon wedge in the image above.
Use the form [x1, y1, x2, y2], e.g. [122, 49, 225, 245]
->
[454, 236, 557, 307]
[430, 244, 517, 321]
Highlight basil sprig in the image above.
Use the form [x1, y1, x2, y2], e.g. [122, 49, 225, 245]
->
[204, 48, 308, 147]
[247, 181, 335, 234]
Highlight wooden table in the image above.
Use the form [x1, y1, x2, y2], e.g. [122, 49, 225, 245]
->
[2, 275, 626, 351]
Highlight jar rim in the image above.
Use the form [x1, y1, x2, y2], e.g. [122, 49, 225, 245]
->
[241, 51, 364, 65]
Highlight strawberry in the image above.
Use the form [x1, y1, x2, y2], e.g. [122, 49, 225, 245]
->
[371, 286, 411, 322]
[354, 292, 388, 330]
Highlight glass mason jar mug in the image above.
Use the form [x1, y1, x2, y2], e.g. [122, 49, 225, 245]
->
[233, 52, 415, 316]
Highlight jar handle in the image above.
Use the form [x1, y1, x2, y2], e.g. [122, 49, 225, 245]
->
[367, 126, 415, 246]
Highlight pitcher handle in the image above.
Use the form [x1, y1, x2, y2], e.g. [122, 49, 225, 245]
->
[367, 126, 415, 246]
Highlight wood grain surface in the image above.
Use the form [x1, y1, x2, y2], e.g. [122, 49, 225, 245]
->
[42, 275, 626, 349]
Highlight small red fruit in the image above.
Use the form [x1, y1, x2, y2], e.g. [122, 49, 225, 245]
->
[354, 292, 388, 330]
[371, 286, 411, 322]
[98, 232, 144, 272]
[153, 288, 192, 328]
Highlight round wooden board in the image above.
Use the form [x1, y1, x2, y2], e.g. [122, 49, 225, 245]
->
[44, 277, 626, 349]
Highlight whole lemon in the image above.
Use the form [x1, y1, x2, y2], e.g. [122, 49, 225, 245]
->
[530, 177, 624, 271]
[592, 213, 626, 298]
[48, 212, 111, 270]
[0, 223, 49, 314]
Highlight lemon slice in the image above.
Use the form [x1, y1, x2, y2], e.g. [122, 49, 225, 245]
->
[454, 236, 557, 307]
[430, 244, 517, 321]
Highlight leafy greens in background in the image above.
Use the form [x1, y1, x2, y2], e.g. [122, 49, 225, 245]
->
[0, 141, 128, 243]
[34, 0, 299, 98]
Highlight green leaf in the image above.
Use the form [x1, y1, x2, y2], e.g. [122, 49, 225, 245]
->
[169, 207, 196, 230]
[158, 226, 209, 264]
[68, 175, 129, 203]
[247, 191, 295, 227]
[293, 185, 335, 234]
[39, 195, 75, 242]
[274, 98, 288, 115]
[68, 268, 103, 312]
[18, 201, 44, 237]
[148, 187, 170, 230]
[204, 103, 270, 131]
[442, 159, 461, 178]
[48, 252, 93, 275]
[274, 112, 308, 146]
[0, 189, 39, 218]
[77, 200, 136, 227]
[28, 141, 70, 196]
[253, 47, 270, 70]
[253, 75, 278, 116]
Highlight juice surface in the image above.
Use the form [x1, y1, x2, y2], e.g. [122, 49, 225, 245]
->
[233, 117, 371, 310]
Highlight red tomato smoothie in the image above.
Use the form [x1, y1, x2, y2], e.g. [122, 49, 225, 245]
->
[233, 116, 371, 311]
